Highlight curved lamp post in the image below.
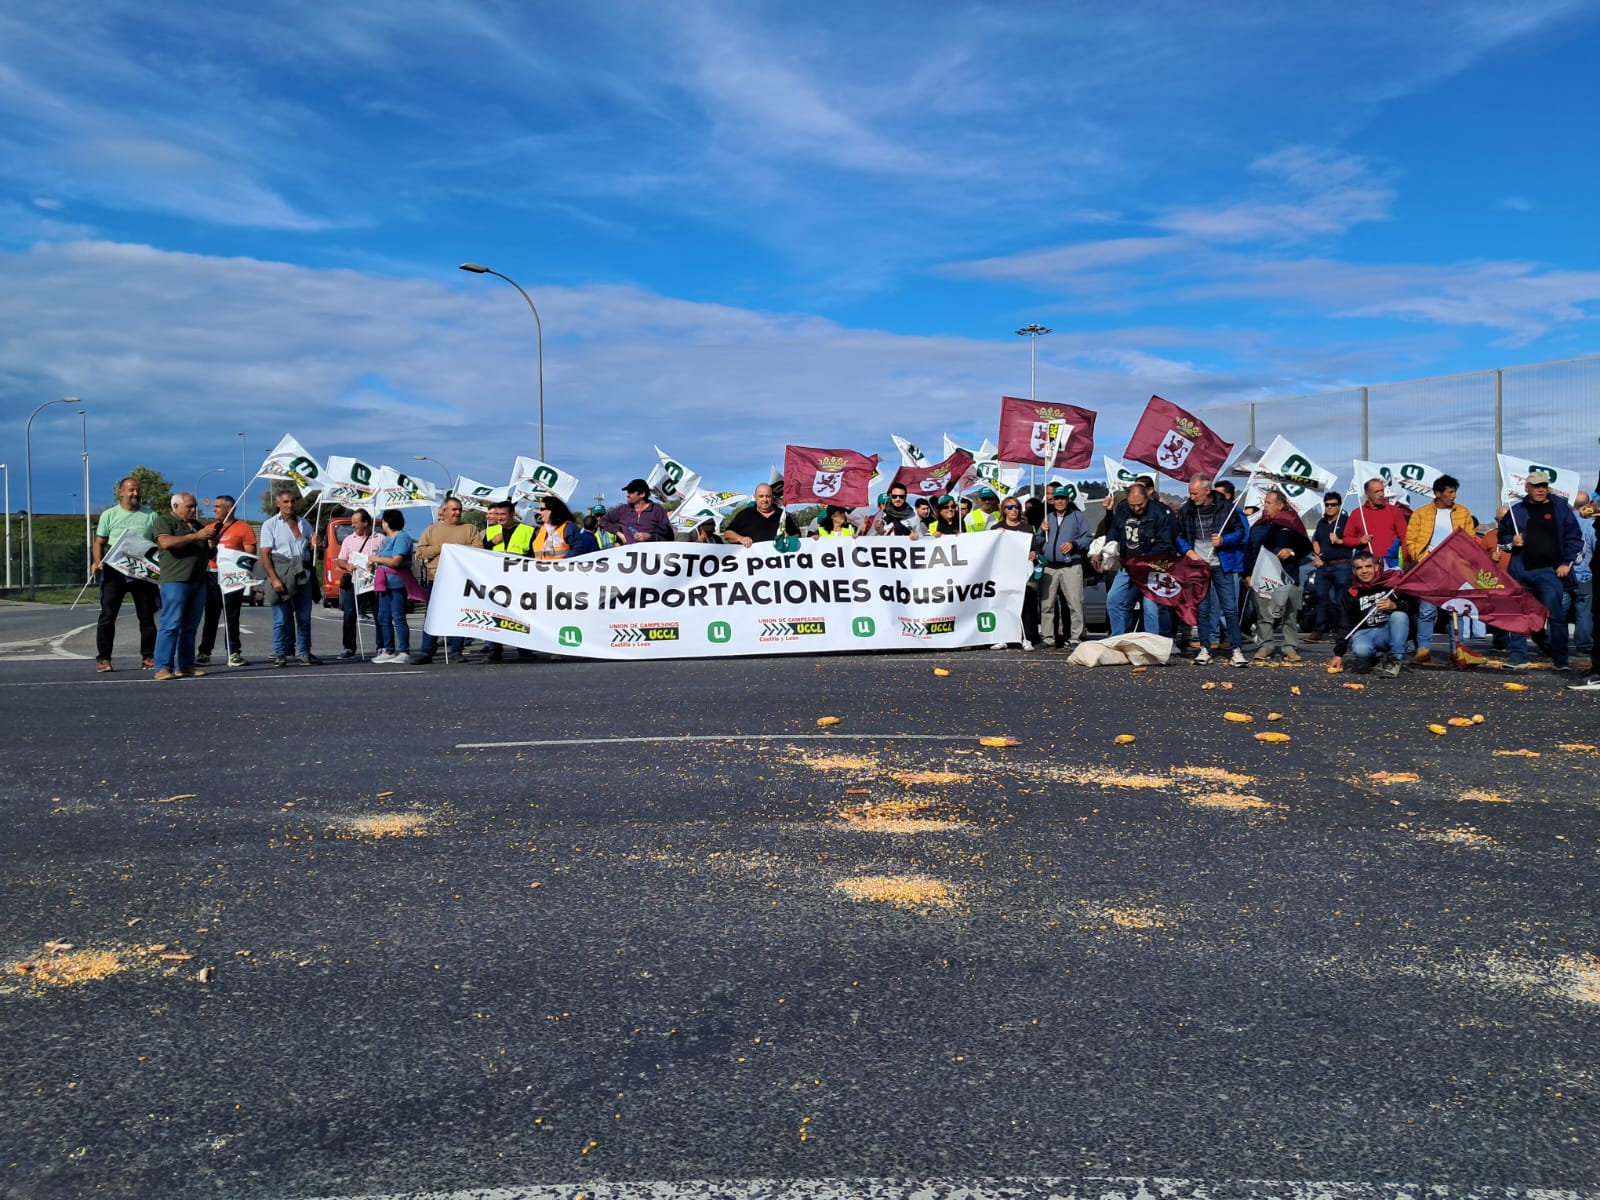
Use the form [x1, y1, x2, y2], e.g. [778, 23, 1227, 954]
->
[25, 396, 78, 597]
[459, 263, 545, 461]
[412, 455, 454, 497]
[196, 468, 228, 505]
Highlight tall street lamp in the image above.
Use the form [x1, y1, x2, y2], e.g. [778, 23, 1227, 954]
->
[25, 396, 78, 598]
[412, 455, 454, 496]
[79, 409, 91, 580]
[1015, 324, 1052, 401]
[0, 462, 9, 591]
[238, 432, 248, 497]
[459, 263, 545, 461]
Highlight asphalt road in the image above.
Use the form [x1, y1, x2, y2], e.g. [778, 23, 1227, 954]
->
[2, 601, 1598, 1200]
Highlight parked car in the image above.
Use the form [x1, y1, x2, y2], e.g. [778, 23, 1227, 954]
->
[321, 516, 354, 608]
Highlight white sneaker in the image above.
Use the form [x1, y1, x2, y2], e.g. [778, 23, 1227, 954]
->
[389, 652, 411, 665]
[372, 651, 395, 664]
[1193, 648, 1211, 665]
[1231, 649, 1248, 668]
[1569, 677, 1600, 691]
[1022, 640, 1035, 651]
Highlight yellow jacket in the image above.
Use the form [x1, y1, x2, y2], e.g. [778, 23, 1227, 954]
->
[1403, 502, 1475, 563]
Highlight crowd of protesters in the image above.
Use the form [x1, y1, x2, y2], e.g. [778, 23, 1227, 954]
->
[89, 465, 1599, 690]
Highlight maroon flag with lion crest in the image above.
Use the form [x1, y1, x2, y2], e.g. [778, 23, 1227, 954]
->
[1392, 529, 1548, 636]
[782, 446, 880, 507]
[890, 450, 975, 500]
[997, 397, 1097, 469]
[1122, 554, 1212, 627]
[1123, 396, 1233, 482]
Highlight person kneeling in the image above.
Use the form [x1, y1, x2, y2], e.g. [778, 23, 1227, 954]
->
[1330, 552, 1412, 678]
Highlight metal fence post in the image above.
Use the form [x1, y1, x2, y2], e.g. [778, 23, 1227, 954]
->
[1248, 403, 1256, 448]
[1494, 369, 1503, 455]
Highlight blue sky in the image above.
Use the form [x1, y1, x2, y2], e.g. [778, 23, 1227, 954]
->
[2, 0, 1598, 514]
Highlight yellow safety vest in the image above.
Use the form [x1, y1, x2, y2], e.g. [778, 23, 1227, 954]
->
[486, 522, 535, 556]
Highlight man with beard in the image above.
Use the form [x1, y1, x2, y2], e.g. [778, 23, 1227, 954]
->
[876, 485, 923, 538]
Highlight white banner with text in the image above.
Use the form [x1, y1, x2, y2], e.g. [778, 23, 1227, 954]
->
[423, 534, 1033, 659]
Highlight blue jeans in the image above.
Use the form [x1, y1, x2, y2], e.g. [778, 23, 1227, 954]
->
[1571, 576, 1593, 654]
[1107, 569, 1171, 637]
[1198, 569, 1242, 651]
[419, 630, 466, 658]
[272, 581, 315, 657]
[1313, 560, 1351, 632]
[1507, 567, 1570, 666]
[377, 587, 410, 654]
[153, 580, 208, 673]
[1350, 610, 1410, 663]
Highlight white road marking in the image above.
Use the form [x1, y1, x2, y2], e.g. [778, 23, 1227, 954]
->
[0, 621, 96, 660]
[0, 669, 425, 688]
[293, 1176, 1595, 1200]
[457, 733, 980, 749]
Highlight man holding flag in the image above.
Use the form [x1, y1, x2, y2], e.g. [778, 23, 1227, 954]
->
[1329, 552, 1413, 677]
[1104, 481, 1180, 636]
[1496, 469, 1583, 671]
[1245, 490, 1312, 662]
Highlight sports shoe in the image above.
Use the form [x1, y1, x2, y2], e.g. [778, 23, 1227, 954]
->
[1505, 661, 1531, 671]
[1281, 647, 1302, 663]
[195, 653, 211, 666]
[95, 659, 113, 673]
[272, 656, 288, 668]
[389, 652, 411, 665]
[336, 649, 356, 661]
[300, 653, 324, 666]
[372, 651, 395, 664]
[1567, 676, 1600, 691]
[228, 653, 248, 667]
[141, 657, 154, 670]
[1378, 657, 1402, 678]
[1193, 648, 1211, 665]
[410, 653, 434, 665]
[153, 669, 177, 681]
[1452, 646, 1486, 669]
[1021, 641, 1035, 652]
[1231, 649, 1248, 668]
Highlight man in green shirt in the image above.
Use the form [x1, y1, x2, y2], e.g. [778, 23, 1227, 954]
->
[150, 493, 218, 680]
[92, 476, 160, 672]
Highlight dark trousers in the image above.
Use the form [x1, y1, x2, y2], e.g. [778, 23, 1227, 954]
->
[1313, 559, 1351, 632]
[198, 577, 245, 657]
[95, 572, 159, 663]
[340, 583, 378, 652]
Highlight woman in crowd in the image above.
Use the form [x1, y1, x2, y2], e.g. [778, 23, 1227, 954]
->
[370, 509, 418, 664]
[814, 505, 856, 539]
[534, 495, 599, 558]
[931, 495, 962, 537]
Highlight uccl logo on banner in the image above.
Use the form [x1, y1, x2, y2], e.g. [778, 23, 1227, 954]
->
[759, 617, 826, 643]
[1157, 416, 1201, 471]
[612, 623, 681, 647]
[457, 609, 531, 635]
[899, 616, 956, 639]
[813, 455, 847, 498]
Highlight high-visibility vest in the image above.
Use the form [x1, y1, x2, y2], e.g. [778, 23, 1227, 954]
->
[486, 522, 535, 556]
[532, 521, 575, 560]
[817, 525, 855, 539]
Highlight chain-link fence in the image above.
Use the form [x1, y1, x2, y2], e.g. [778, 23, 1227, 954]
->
[1198, 354, 1600, 521]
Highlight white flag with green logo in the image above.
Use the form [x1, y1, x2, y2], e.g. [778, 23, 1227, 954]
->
[1497, 453, 1579, 504]
[254, 434, 322, 493]
[509, 455, 579, 503]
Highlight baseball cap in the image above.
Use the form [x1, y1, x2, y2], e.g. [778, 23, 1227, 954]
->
[1051, 485, 1071, 499]
[975, 486, 997, 499]
[590, 504, 606, 515]
[623, 478, 651, 494]
[1525, 470, 1552, 486]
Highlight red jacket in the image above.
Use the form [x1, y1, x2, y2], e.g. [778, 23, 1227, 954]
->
[1348, 503, 1411, 560]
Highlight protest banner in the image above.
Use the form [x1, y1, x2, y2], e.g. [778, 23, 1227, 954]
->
[423, 533, 1033, 660]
